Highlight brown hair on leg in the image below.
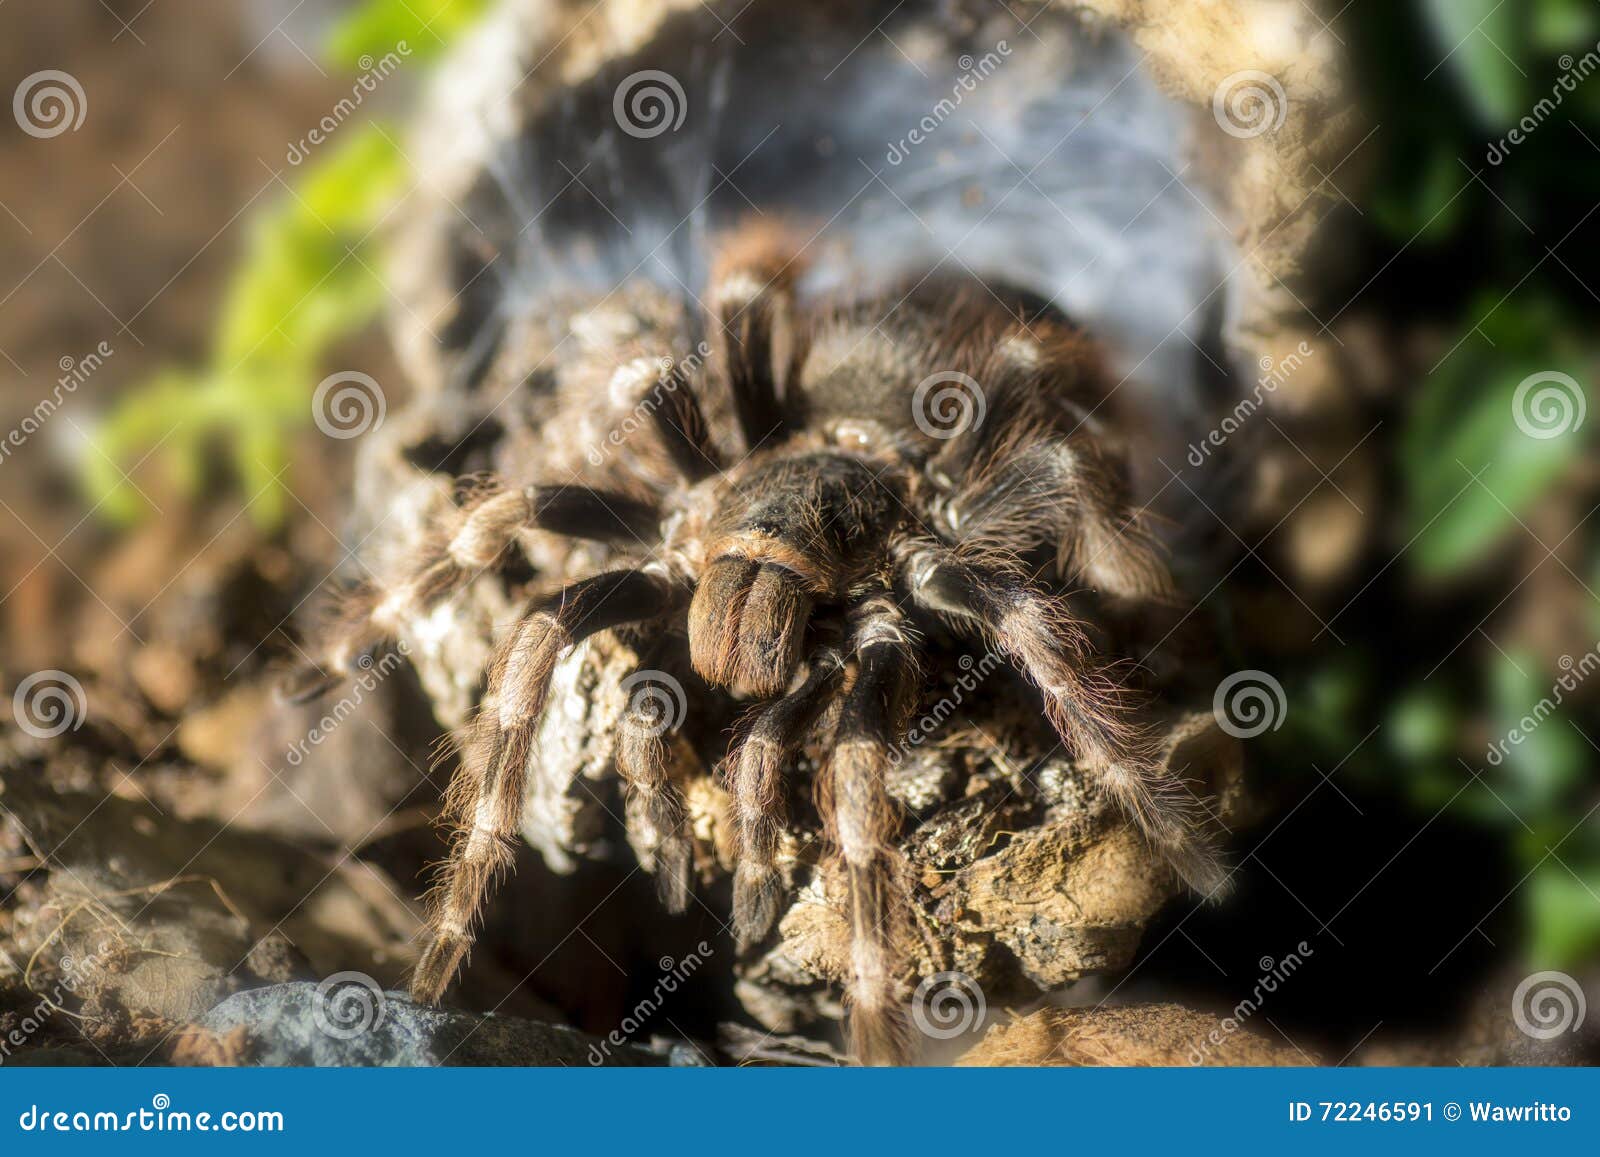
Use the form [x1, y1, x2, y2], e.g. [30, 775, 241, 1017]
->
[899, 540, 1227, 897]
[818, 594, 919, 1066]
[726, 648, 843, 945]
[410, 567, 683, 1003]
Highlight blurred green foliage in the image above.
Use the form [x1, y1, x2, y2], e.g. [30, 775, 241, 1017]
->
[1280, 1, 1600, 970]
[1402, 298, 1587, 576]
[324, 0, 493, 69]
[84, 0, 489, 526]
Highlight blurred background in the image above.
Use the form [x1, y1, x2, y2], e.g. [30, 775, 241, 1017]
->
[0, 0, 1597, 1065]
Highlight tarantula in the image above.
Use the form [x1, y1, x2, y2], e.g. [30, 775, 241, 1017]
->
[292, 222, 1228, 1064]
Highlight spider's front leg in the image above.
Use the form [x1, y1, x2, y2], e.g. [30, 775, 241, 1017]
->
[410, 564, 687, 1004]
[820, 592, 920, 1066]
[726, 646, 844, 945]
[283, 482, 659, 702]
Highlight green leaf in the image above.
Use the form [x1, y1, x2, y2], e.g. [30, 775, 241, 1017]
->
[1369, 145, 1471, 244]
[87, 128, 407, 528]
[1527, 860, 1600, 968]
[325, 0, 493, 68]
[1532, 0, 1598, 50]
[1421, 0, 1530, 127]
[82, 369, 204, 523]
[1285, 659, 1365, 756]
[1487, 650, 1586, 808]
[214, 127, 406, 366]
[1388, 685, 1458, 762]
[79, 2, 489, 530]
[1405, 338, 1588, 576]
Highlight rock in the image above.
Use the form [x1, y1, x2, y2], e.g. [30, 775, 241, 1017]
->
[0, 768, 420, 1042]
[738, 711, 1246, 1035]
[958, 1003, 1317, 1066]
[1357, 970, 1600, 1067]
[163, 665, 443, 848]
[199, 982, 669, 1066]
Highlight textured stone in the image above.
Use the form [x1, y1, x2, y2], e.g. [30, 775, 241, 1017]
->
[199, 982, 668, 1067]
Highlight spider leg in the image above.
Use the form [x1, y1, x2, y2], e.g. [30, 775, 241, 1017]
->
[614, 648, 697, 913]
[708, 223, 802, 451]
[726, 646, 844, 946]
[411, 565, 685, 1003]
[820, 593, 918, 1066]
[941, 433, 1177, 603]
[897, 540, 1228, 897]
[284, 483, 659, 703]
[612, 356, 723, 482]
[1056, 442, 1178, 603]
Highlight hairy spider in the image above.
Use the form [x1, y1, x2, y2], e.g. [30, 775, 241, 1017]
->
[291, 222, 1228, 1065]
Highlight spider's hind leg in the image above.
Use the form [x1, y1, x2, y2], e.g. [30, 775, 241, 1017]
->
[708, 221, 806, 451]
[933, 403, 1180, 606]
[898, 540, 1228, 898]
